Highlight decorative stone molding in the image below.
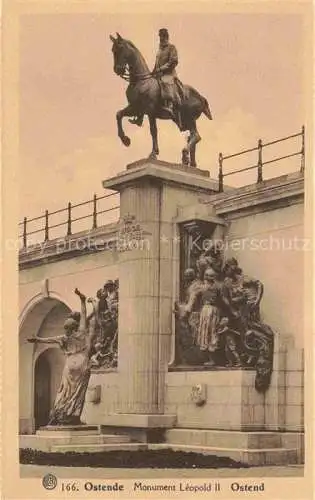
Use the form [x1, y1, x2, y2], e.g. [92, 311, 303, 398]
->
[41, 278, 49, 298]
[86, 385, 101, 404]
[19, 223, 119, 269]
[213, 172, 304, 217]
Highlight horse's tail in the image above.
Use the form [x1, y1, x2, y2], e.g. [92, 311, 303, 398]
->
[203, 98, 213, 120]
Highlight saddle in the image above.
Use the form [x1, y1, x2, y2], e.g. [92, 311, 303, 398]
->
[128, 77, 186, 127]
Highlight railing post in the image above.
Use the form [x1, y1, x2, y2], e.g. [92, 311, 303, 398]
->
[67, 202, 72, 236]
[218, 153, 224, 192]
[44, 210, 49, 241]
[257, 139, 263, 183]
[92, 194, 97, 229]
[23, 217, 27, 248]
[300, 125, 305, 173]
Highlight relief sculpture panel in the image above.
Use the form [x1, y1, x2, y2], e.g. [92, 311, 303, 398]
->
[174, 225, 274, 392]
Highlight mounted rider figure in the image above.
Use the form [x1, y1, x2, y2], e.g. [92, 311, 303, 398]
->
[130, 28, 183, 129]
[153, 28, 182, 126]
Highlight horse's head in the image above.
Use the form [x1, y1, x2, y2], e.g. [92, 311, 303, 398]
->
[110, 32, 134, 77]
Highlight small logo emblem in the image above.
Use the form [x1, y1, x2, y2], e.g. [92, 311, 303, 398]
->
[42, 473, 57, 490]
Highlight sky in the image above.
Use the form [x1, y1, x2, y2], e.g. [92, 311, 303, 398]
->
[19, 7, 310, 224]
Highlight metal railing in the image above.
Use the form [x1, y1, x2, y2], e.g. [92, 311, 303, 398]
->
[218, 126, 305, 192]
[19, 192, 120, 248]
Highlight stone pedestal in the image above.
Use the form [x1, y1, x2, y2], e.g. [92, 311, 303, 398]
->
[103, 159, 219, 420]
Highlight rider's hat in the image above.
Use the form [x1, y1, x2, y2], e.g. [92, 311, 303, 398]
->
[159, 28, 169, 37]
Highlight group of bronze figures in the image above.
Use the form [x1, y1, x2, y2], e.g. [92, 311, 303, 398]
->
[28, 281, 119, 425]
[88, 280, 119, 369]
[174, 244, 275, 392]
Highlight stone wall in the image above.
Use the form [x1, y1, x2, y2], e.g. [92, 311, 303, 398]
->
[20, 248, 119, 317]
[83, 345, 303, 434]
[83, 372, 120, 424]
[162, 347, 304, 432]
[224, 203, 304, 346]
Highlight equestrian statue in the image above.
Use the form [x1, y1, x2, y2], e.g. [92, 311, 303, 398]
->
[110, 29, 213, 167]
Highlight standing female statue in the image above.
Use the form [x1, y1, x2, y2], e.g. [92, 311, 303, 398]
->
[189, 268, 222, 365]
[28, 289, 96, 425]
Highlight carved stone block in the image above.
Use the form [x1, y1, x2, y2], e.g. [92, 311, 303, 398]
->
[86, 385, 101, 404]
[191, 383, 207, 406]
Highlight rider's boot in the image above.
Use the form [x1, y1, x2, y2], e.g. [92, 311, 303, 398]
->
[163, 101, 183, 130]
[161, 100, 176, 120]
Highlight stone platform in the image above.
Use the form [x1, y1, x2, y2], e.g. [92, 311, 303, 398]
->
[126, 158, 210, 177]
[103, 158, 220, 194]
[19, 425, 303, 466]
[164, 429, 304, 466]
[20, 425, 132, 453]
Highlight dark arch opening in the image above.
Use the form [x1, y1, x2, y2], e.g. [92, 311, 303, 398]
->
[19, 298, 71, 434]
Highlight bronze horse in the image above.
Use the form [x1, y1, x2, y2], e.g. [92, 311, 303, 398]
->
[110, 33, 213, 167]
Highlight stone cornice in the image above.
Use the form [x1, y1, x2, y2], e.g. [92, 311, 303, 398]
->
[212, 172, 304, 217]
[103, 159, 222, 194]
[19, 223, 119, 270]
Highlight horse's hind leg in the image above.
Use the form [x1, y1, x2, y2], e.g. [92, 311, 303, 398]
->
[182, 137, 190, 166]
[148, 115, 159, 159]
[188, 123, 201, 167]
[116, 105, 135, 147]
[190, 143, 197, 168]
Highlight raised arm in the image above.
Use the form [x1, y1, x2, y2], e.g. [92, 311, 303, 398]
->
[87, 297, 100, 325]
[74, 288, 87, 331]
[27, 335, 64, 345]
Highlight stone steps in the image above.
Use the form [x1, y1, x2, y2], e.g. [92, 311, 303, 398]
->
[51, 443, 147, 453]
[149, 443, 298, 466]
[20, 426, 131, 452]
[19, 426, 302, 466]
[24, 434, 130, 446]
[36, 425, 101, 437]
[49, 442, 298, 466]
[165, 429, 283, 449]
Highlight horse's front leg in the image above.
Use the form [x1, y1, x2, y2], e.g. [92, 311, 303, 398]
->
[116, 105, 135, 147]
[148, 115, 159, 159]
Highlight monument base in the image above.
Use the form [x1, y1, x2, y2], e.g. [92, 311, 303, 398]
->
[126, 158, 210, 177]
[163, 429, 304, 466]
[103, 158, 220, 194]
[19, 429, 303, 465]
[19, 424, 133, 453]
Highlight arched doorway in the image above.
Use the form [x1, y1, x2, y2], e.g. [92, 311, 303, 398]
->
[19, 297, 71, 434]
[34, 351, 51, 429]
[34, 347, 64, 429]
